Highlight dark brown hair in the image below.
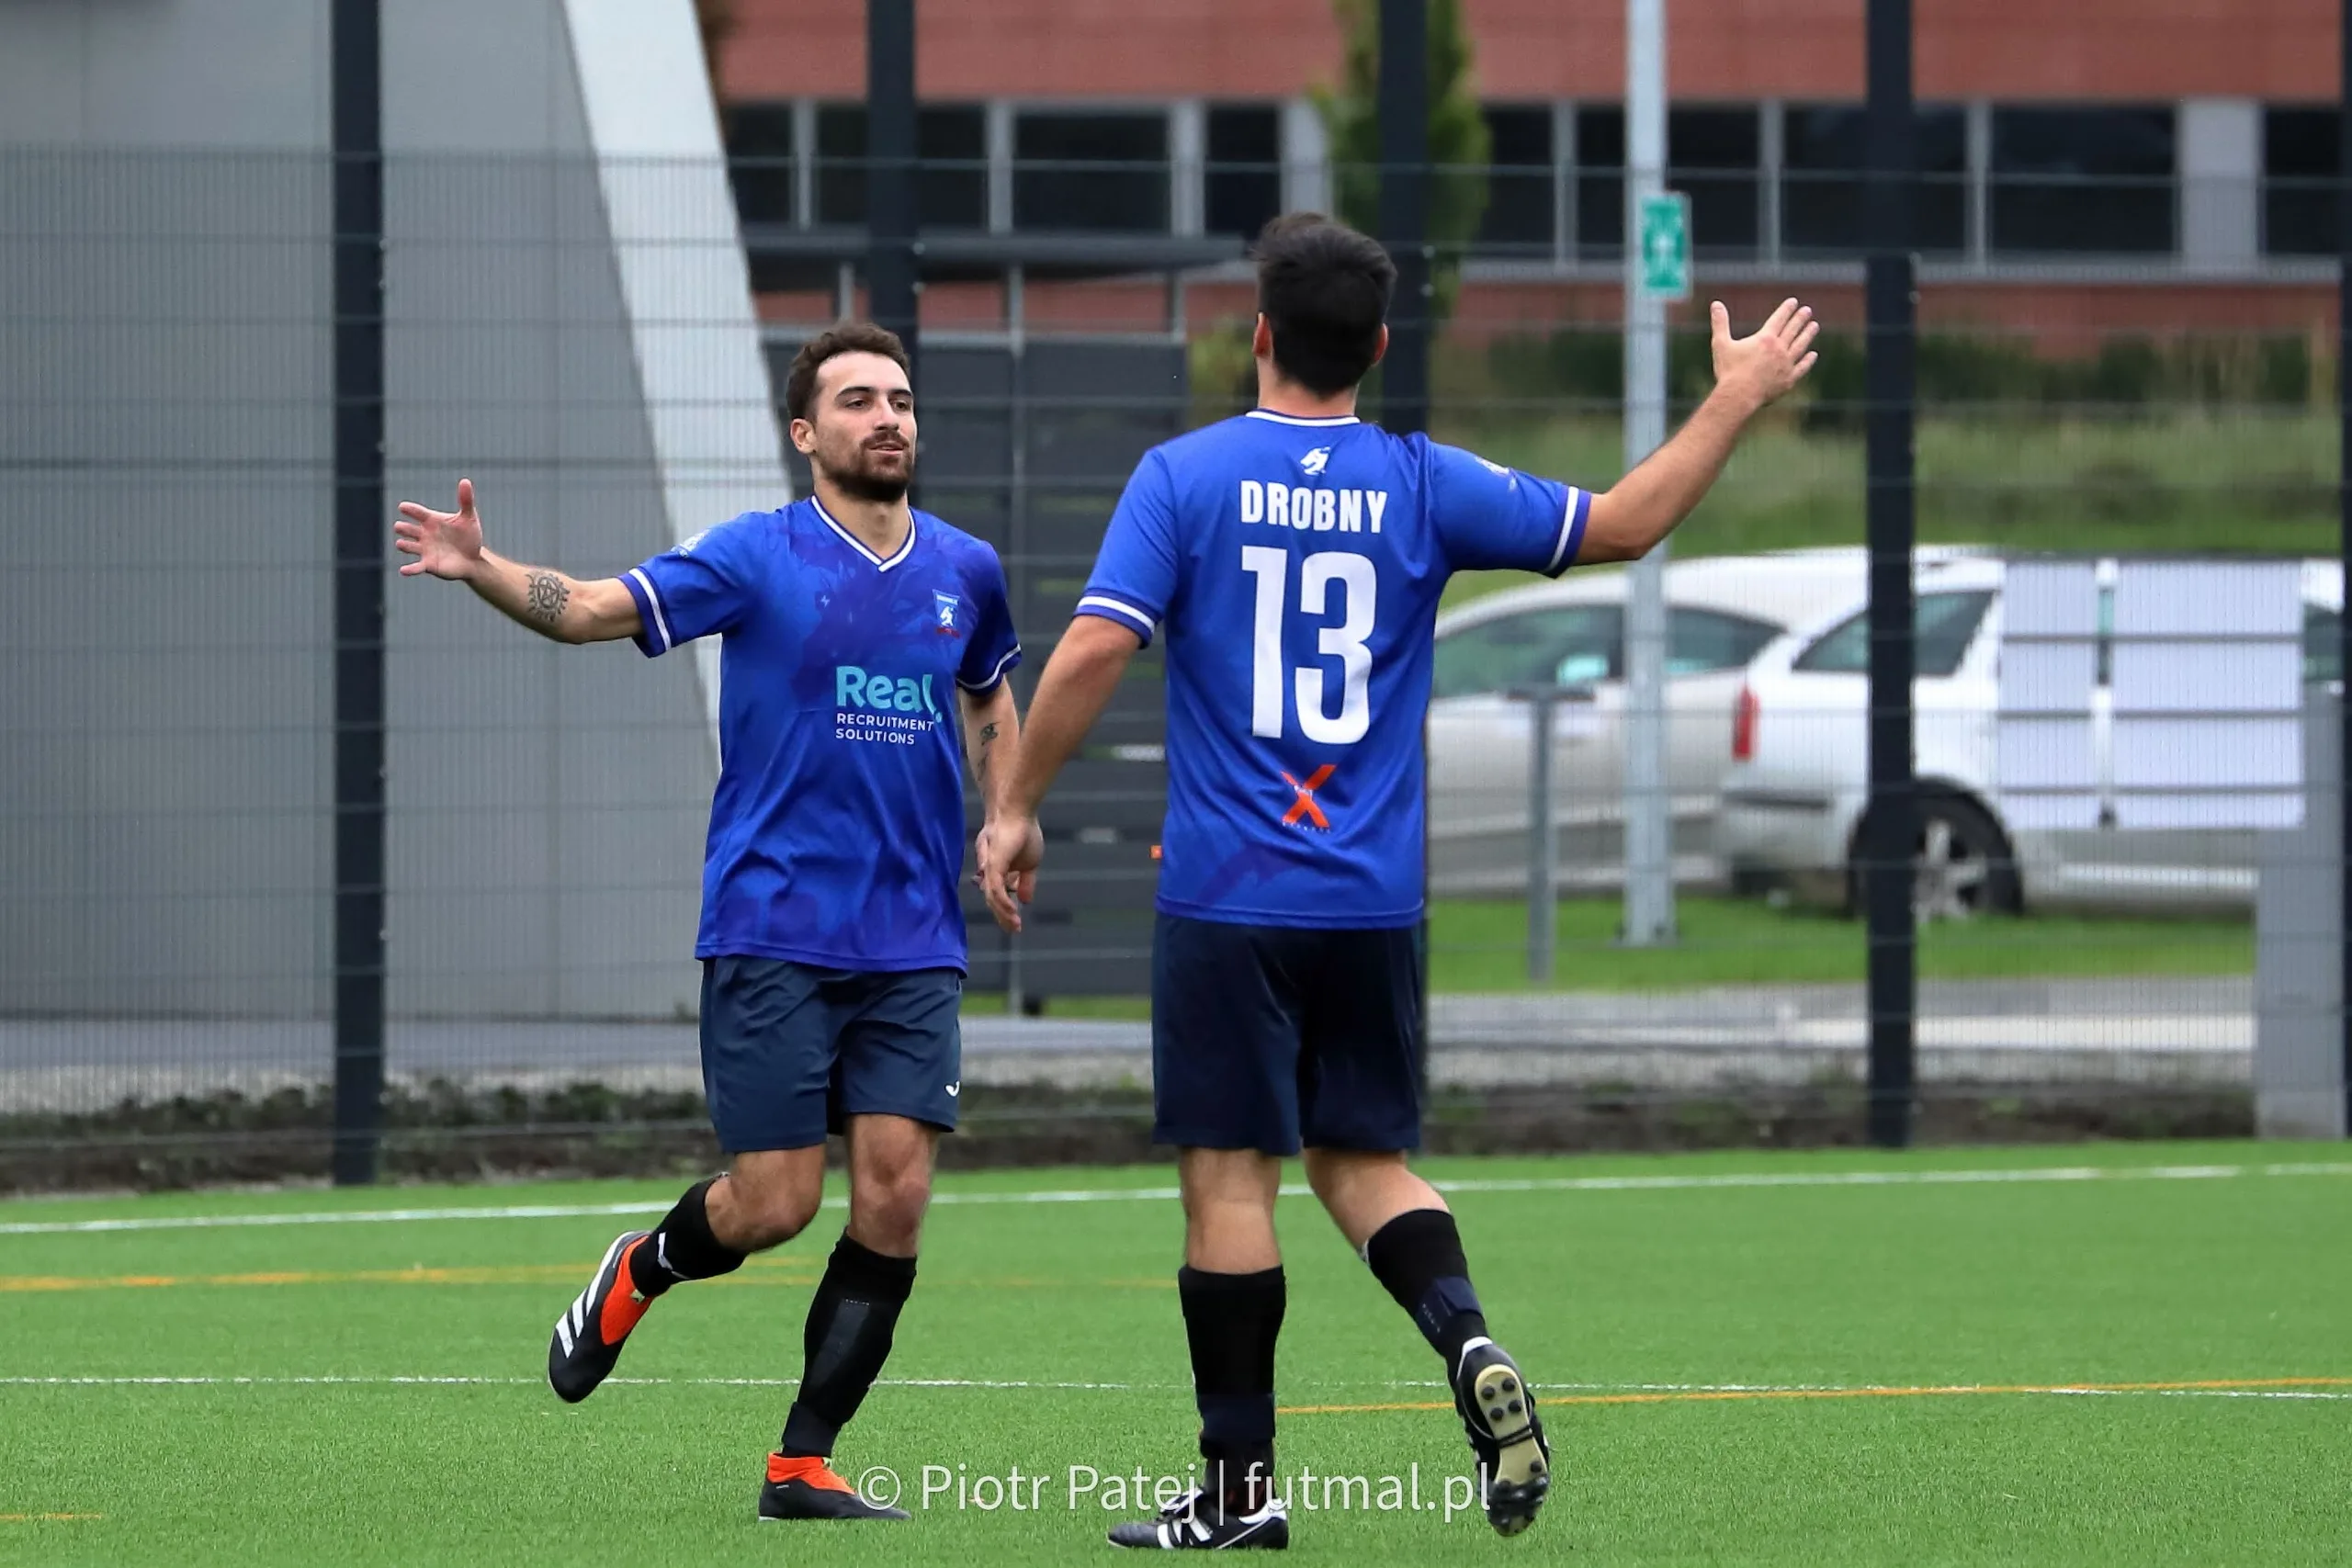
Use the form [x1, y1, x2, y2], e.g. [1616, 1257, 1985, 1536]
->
[1252, 213, 1396, 396]
[784, 321, 911, 423]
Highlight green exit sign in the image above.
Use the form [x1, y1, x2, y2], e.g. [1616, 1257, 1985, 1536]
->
[1637, 192, 1691, 301]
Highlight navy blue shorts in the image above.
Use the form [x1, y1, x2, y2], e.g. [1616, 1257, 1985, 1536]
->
[1150, 913, 1425, 1156]
[698, 956, 962, 1154]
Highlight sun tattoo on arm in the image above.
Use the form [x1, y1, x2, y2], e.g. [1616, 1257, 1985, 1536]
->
[524, 571, 570, 627]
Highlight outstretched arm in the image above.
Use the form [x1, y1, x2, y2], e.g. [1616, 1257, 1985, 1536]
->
[1576, 298, 1820, 566]
[973, 615, 1139, 931]
[394, 479, 641, 645]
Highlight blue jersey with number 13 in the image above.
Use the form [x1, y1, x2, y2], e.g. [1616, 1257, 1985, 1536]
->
[1077, 410, 1590, 929]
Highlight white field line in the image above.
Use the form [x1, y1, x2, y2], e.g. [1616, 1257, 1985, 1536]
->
[0, 1374, 2340, 1404]
[3, 1161, 2348, 1237]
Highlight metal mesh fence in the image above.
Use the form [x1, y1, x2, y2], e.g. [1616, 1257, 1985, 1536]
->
[6, 51, 2349, 1183]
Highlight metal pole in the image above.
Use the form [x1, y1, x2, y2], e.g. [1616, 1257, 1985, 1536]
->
[1005, 265, 1026, 1018]
[1620, 0, 1675, 946]
[1863, 0, 1918, 1148]
[330, 0, 386, 1187]
[866, 0, 919, 374]
[1527, 689, 1558, 983]
[2337, 0, 2352, 1138]
[1377, 0, 1430, 438]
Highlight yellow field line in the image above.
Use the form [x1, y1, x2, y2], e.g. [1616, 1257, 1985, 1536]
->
[1277, 1375, 2352, 1416]
[0, 1262, 1182, 1295]
[0, 1258, 820, 1293]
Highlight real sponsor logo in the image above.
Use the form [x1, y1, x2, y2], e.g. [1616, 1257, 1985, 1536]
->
[835, 665, 943, 745]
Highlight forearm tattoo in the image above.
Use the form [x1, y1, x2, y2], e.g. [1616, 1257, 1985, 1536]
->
[975, 721, 1000, 781]
[523, 570, 570, 627]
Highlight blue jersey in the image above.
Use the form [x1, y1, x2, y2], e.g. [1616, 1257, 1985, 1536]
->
[1079, 411, 1588, 928]
[622, 499, 1021, 968]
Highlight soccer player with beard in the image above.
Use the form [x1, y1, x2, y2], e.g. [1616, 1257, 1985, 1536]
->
[394, 322, 1033, 1523]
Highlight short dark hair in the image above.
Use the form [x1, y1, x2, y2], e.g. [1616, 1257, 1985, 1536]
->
[1252, 213, 1396, 397]
[785, 321, 911, 423]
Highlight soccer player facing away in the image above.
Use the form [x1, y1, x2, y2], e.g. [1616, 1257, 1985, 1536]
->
[395, 323, 1034, 1524]
[976, 216, 1817, 1550]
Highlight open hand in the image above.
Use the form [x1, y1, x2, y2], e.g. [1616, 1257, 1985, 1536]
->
[394, 478, 486, 581]
[974, 815, 1043, 934]
[1710, 299, 1820, 413]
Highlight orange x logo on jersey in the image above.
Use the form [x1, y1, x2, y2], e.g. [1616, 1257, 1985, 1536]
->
[1281, 764, 1338, 829]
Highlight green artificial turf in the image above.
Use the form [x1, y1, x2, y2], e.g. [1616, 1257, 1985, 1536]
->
[3, 1144, 2346, 1565]
[968, 899, 2253, 1017]
[1428, 897, 2255, 992]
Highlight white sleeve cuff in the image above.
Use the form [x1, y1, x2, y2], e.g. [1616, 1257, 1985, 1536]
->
[1076, 593, 1159, 640]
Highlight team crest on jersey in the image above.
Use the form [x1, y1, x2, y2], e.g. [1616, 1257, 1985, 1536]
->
[1300, 446, 1332, 477]
[933, 591, 961, 634]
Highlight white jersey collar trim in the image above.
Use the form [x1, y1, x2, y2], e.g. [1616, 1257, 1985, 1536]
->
[809, 496, 917, 571]
[1245, 409, 1362, 428]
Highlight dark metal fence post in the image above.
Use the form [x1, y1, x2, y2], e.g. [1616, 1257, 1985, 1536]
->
[1382, 0, 1434, 1078]
[866, 0, 919, 378]
[1863, 0, 1918, 1148]
[331, 0, 387, 1186]
[2338, 0, 2352, 1138]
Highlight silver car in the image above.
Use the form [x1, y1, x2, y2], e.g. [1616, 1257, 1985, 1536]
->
[1716, 556, 2346, 916]
[1427, 549, 1917, 897]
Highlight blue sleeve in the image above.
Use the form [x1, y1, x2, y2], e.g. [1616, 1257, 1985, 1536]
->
[956, 547, 1023, 694]
[621, 513, 762, 657]
[1076, 448, 1181, 647]
[1427, 441, 1589, 577]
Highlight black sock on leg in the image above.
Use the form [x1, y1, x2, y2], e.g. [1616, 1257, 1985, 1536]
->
[1363, 1209, 1490, 1373]
[1179, 1265, 1284, 1516]
[637, 1178, 747, 1299]
[778, 1233, 918, 1459]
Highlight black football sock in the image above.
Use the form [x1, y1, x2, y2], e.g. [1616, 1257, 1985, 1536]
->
[778, 1234, 919, 1459]
[635, 1178, 746, 1299]
[1179, 1265, 1284, 1516]
[1363, 1208, 1490, 1373]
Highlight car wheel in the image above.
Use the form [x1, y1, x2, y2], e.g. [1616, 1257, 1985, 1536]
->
[1846, 793, 2022, 921]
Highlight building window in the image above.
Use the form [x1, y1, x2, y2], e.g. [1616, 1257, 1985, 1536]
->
[812, 104, 989, 230]
[1780, 104, 1968, 257]
[1014, 112, 1171, 232]
[723, 102, 797, 228]
[1575, 107, 1624, 260]
[2265, 107, 2335, 256]
[1206, 105, 1283, 240]
[1475, 106, 1555, 259]
[1670, 107, 1760, 257]
[1990, 107, 2176, 255]
[1574, 107, 1762, 261]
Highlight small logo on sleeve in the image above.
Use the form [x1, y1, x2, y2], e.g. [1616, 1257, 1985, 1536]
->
[933, 591, 962, 634]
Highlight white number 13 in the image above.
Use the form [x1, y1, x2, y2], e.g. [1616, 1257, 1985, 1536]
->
[1241, 546, 1375, 744]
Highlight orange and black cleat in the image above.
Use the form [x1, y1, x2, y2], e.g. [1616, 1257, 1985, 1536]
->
[548, 1230, 658, 1404]
[757, 1454, 910, 1521]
